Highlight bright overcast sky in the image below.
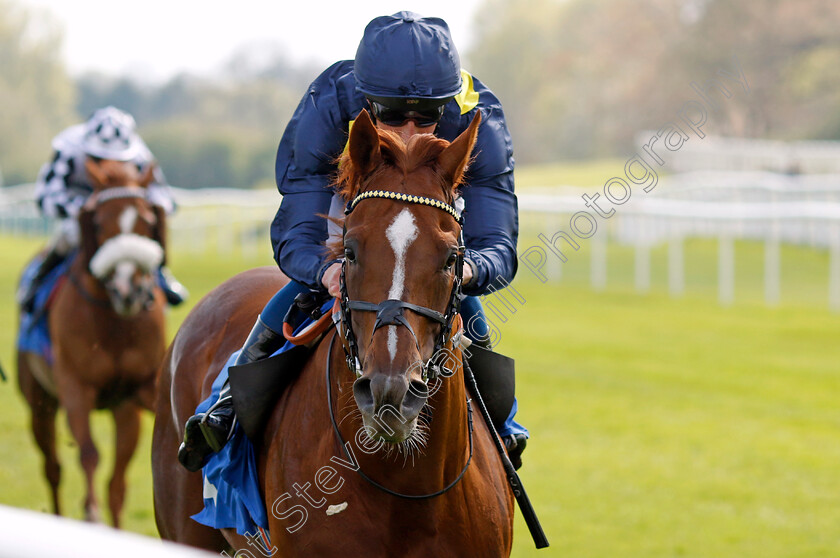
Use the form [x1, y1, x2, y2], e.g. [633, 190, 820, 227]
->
[20, 0, 483, 82]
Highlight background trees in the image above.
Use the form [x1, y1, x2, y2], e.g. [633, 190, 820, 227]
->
[2, 0, 840, 186]
[0, 0, 76, 185]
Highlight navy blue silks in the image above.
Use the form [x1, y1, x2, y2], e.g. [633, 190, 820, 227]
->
[271, 62, 518, 297]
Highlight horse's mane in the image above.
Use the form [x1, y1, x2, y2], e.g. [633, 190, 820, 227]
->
[334, 130, 461, 205]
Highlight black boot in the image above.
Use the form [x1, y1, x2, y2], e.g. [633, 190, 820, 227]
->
[158, 266, 189, 306]
[465, 340, 528, 470]
[177, 316, 285, 472]
[18, 248, 66, 314]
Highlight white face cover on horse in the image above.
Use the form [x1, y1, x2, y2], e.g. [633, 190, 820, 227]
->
[88, 231, 164, 280]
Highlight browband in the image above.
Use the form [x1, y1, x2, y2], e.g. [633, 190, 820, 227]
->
[347, 190, 461, 223]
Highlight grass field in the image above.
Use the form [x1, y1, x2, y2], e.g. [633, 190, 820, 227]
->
[1, 230, 838, 557]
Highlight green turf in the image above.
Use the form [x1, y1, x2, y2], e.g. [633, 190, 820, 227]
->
[515, 159, 629, 190]
[1, 232, 838, 557]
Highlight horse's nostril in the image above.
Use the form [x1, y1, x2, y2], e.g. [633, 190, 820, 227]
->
[407, 379, 429, 400]
[401, 379, 429, 418]
[353, 377, 375, 415]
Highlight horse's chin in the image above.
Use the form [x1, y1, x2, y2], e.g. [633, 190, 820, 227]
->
[111, 300, 143, 318]
[106, 282, 156, 317]
[360, 412, 420, 445]
[108, 293, 150, 317]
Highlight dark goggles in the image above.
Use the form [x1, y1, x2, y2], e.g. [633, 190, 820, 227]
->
[368, 100, 446, 128]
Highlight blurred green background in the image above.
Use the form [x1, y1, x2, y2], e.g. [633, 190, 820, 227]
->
[2, 169, 839, 556]
[2, 0, 840, 556]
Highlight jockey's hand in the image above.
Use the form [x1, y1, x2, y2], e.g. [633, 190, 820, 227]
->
[462, 260, 474, 286]
[321, 262, 342, 298]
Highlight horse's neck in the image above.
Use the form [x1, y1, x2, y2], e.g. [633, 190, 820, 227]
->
[70, 256, 107, 295]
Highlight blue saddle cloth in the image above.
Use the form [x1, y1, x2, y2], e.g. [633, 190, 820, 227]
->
[191, 300, 333, 536]
[16, 254, 73, 365]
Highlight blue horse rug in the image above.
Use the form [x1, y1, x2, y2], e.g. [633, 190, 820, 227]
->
[16, 254, 73, 365]
[191, 300, 333, 537]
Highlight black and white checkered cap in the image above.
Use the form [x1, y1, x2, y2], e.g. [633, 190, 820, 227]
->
[82, 106, 142, 161]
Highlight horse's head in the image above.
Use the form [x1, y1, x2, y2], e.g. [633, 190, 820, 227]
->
[337, 109, 480, 445]
[79, 158, 165, 317]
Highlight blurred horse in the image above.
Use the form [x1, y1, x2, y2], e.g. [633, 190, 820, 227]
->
[152, 111, 514, 556]
[17, 158, 167, 526]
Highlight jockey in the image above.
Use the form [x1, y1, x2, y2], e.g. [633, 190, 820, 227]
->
[18, 106, 188, 311]
[178, 12, 529, 471]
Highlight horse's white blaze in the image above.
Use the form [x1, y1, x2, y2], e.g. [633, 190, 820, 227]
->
[119, 205, 138, 234]
[113, 260, 136, 296]
[385, 208, 418, 361]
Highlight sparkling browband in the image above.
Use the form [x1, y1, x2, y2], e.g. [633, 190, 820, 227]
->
[347, 190, 461, 222]
[95, 186, 148, 205]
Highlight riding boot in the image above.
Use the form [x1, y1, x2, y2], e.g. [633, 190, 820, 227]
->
[18, 248, 66, 314]
[158, 266, 189, 306]
[177, 316, 285, 472]
[465, 337, 528, 470]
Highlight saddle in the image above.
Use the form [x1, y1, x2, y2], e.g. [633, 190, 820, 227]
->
[228, 292, 334, 441]
[17, 253, 73, 366]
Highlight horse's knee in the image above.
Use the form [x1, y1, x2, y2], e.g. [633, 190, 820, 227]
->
[108, 473, 126, 496]
[79, 444, 99, 471]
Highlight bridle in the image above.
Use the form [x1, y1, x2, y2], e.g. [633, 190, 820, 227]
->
[326, 332, 473, 500]
[73, 186, 157, 307]
[337, 189, 465, 384]
[330, 189, 473, 499]
[92, 185, 149, 206]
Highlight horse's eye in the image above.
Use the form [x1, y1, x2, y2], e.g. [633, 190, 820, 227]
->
[344, 247, 356, 263]
[444, 252, 458, 271]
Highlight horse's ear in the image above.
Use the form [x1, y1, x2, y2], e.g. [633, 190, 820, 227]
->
[348, 109, 382, 179]
[140, 162, 156, 188]
[85, 158, 108, 190]
[438, 111, 482, 190]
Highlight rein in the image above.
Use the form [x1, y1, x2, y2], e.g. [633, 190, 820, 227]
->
[327, 189, 474, 499]
[67, 271, 111, 308]
[325, 332, 474, 499]
[338, 190, 464, 383]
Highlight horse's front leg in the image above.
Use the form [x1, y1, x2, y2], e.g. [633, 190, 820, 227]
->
[108, 401, 141, 528]
[56, 373, 101, 523]
[18, 352, 62, 515]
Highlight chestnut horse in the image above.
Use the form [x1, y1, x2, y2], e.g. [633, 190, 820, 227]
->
[17, 159, 167, 526]
[153, 111, 514, 556]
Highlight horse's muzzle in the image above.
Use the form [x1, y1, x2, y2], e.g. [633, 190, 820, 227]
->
[106, 272, 157, 317]
[353, 374, 428, 443]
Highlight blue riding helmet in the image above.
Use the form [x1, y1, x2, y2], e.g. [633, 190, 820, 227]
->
[355, 11, 462, 111]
